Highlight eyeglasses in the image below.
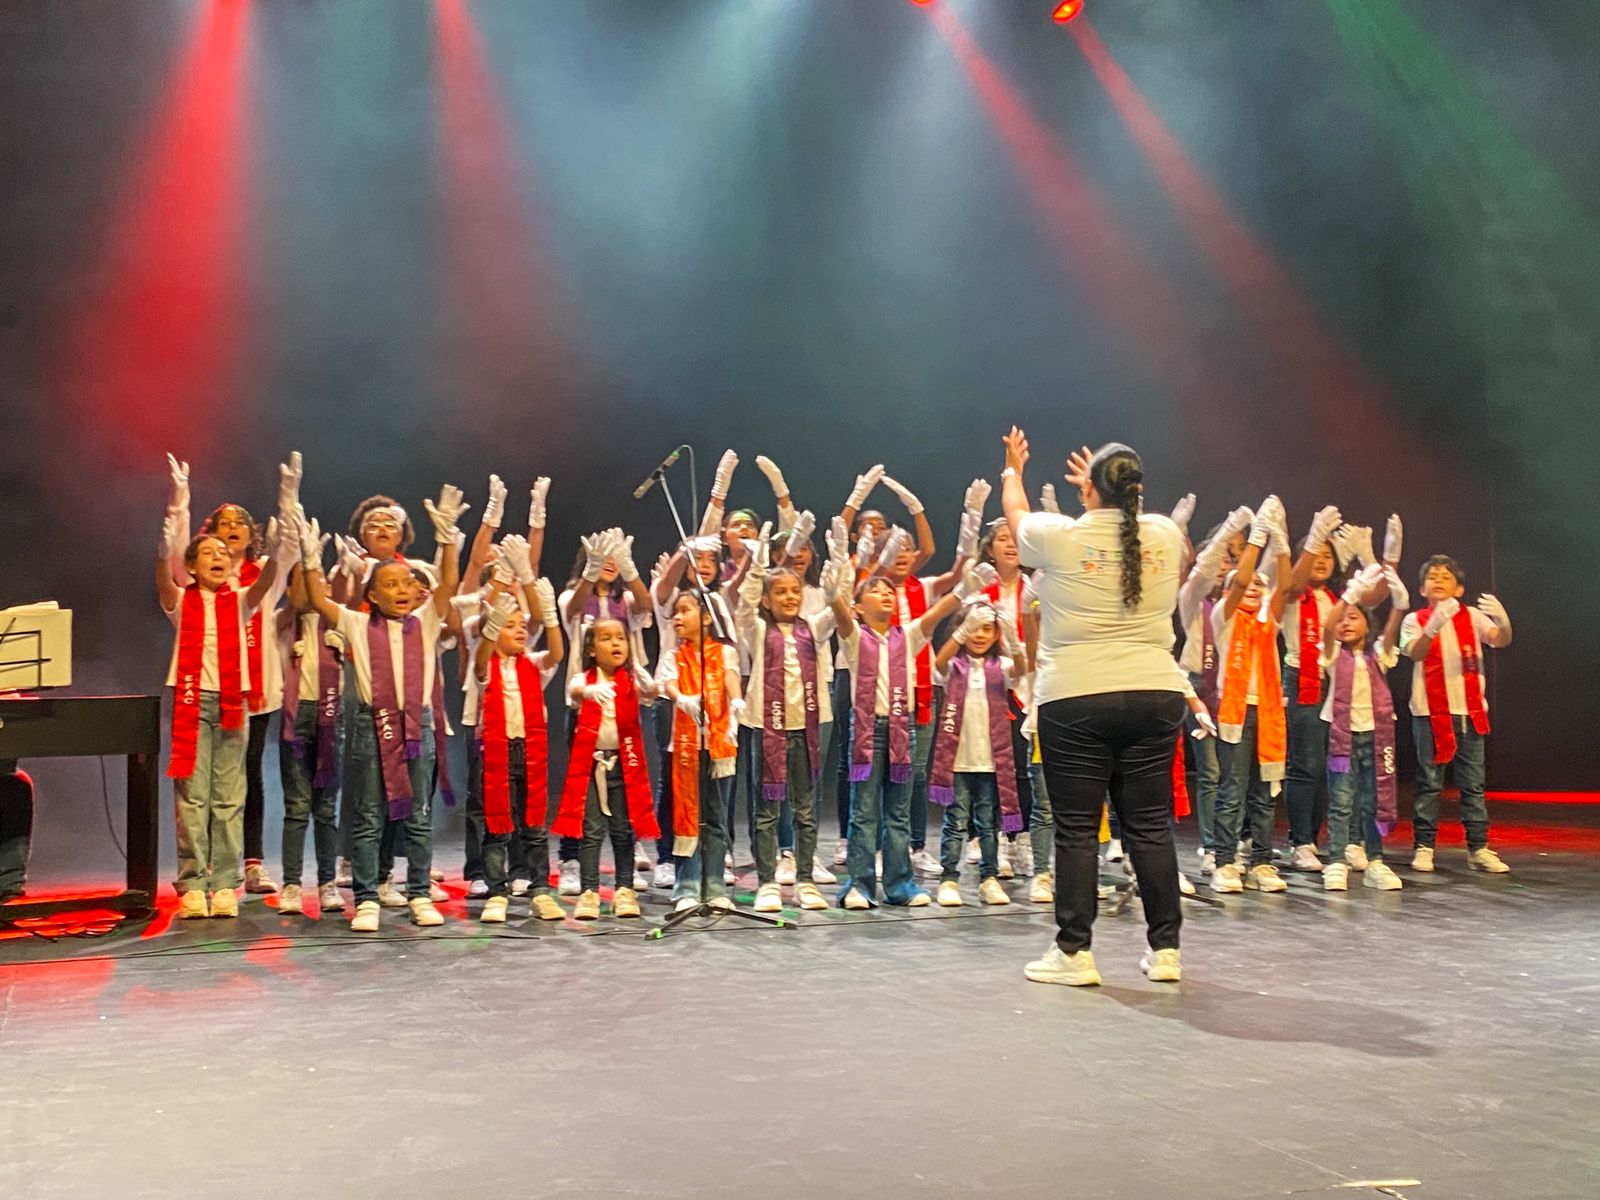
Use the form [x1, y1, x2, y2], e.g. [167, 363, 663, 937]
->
[362, 517, 402, 532]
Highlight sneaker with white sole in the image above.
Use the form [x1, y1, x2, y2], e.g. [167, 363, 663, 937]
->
[1177, 871, 1196, 897]
[1323, 862, 1349, 891]
[510, 878, 531, 898]
[1029, 872, 1054, 904]
[559, 860, 581, 895]
[409, 897, 444, 926]
[244, 861, 279, 894]
[530, 894, 565, 921]
[724, 866, 738, 886]
[1024, 945, 1101, 987]
[1290, 844, 1323, 872]
[481, 896, 508, 923]
[278, 884, 304, 915]
[318, 883, 345, 913]
[936, 880, 964, 907]
[1140, 948, 1181, 982]
[653, 861, 676, 889]
[1013, 833, 1034, 878]
[429, 867, 445, 883]
[842, 888, 871, 911]
[376, 881, 408, 909]
[997, 841, 1014, 880]
[1104, 838, 1124, 863]
[754, 883, 783, 913]
[1200, 850, 1216, 876]
[612, 887, 641, 918]
[775, 852, 798, 886]
[909, 848, 942, 879]
[833, 839, 849, 867]
[634, 848, 652, 875]
[1468, 847, 1510, 874]
[1364, 860, 1404, 890]
[334, 859, 353, 888]
[178, 890, 209, 920]
[795, 882, 828, 910]
[1245, 864, 1288, 893]
[1211, 863, 1244, 894]
[965, 838, 981, 865]
[467, 879, 490, 899]
[979, 877, 1010, 906]
[1411, 846, 1435, 873]
[1344, 844, 1370, 872]
[209, 888, 238, 918]
[573, 890, 600, 920]
[673, 896, 698, 914]
[905, 889, 931, 908]
[810, 857, 837, 885]
[429, 882, 449, 904]
[350, 900, 380, 932]
[708, 895, 736, 912]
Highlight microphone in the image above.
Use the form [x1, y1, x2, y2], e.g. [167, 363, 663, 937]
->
[632, 446, 685, 500]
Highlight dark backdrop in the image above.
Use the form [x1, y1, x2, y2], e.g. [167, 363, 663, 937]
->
[2, 0, 1596, 881]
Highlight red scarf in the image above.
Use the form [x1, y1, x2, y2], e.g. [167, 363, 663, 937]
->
[983, 577, 1027, 639]
[479, 653, 548, 837]
[1296, 588, 1333, 705]
[1170, 735, 1190, 819]
[552, 667, 657, 840]
[168, 584, 245, 780]
[236, 558, 265, 711]
[1417, 603, 1490, 762]
[890, 574, 932, 723]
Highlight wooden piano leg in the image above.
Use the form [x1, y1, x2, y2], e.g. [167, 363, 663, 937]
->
[126, 751, 161, 902]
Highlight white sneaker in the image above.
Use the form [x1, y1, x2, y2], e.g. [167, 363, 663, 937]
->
[1364, 860, 1404, 890]
[1411, 846, 1435, 873]
[1177, 871, 1196, 897]
[1029, 872, 1054, 904]
[842, 888, 872, 911]
[467, 879, 490, 899]
[277, 884, 304, 915]
[1024, 945, 1101, 987]
[244, 862, 279, 894]
[317, 883, 344, 912]
[1211, 863, 1244, 894]
[409, 897, 444, 927]
[429, 867, 445, 883]
[795, 882, 829, 911]
[833, 838, 849, 867]
[754, 883, 783, 913]
[510, 878, 531, 897]
[1245, 864, 1288, 893]
[653, 861, 676, 889]
[1200, 850, 1216, 876]
[1104, 838, 1124, 863]
[724, 865, 738, 886]
[350, 900, 380, 933]
[810, 857, 837, 885]
[334, 858, 353, 888]
[965, 837, 981, 864]
[1344, 844, 1370, 872]
[1323, 863, 1349, 891]
[936, 880, 964, 907]
[775, 852, 798, 886]
[481, 896, 508, 924]
[978, 877, 1010, 906]
[559, 859, 581, 895]
[996, 840, 1014, 880]
[910, 848, 942, 879]
[376, 881, 408, 908]
[428, 882, 448, 904]
[634, 847, 653, 874]
[1013, 833, 1035, 878]
[1468, 847, 1510, 874]
[708, 896, 736, 912]
[1140, 948, 1181, 983]
[632, 869, 652, 891]
[1290, 844, 1323, 872]
[673, 896, 698, 913]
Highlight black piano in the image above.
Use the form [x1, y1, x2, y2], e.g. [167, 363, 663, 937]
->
[0, 695, 161, 920]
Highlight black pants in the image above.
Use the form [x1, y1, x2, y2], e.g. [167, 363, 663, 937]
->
[0, 763, 33, 899]
[579, 764, 635, 894]
[244, 711, 271, 861]
[1038, 690, 1185, 955]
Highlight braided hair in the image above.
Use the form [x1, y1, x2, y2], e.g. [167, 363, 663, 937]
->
[1089, 443, 1145, 609]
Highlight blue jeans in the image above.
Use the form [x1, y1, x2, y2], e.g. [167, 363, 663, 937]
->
[1186, 671, 1219, 849]
[738, 724, 795, 861]
[939, 772, 999, 882]
[348, 706, 436, 906]
[1326, 730, 1384, 858]
[1412, 715, 1489, 851]
[1212, 706, 1277, 867]
[840, 716, 923, 905]
[826, 670, 854, 836]
[1284, 663, 1329, 847]
[909, 696, 937, 851]
[673, 752, 733, 903]
[754, 731, 819, 884]
[1027, 759, 1054, 875]
[279, 699, 342, 888]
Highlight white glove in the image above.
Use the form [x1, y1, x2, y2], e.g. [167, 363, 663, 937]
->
[1223, 505, 1254, 536]
[996, 611, 1022, 660]
[491, 554, 515, 588]
[729, 697, 747, 723]
[820, 560, 847, 604]
[481, 592, 518, 644]
[165, 453, 190, 515]
[1269, 522, 1291, 561]
[958, 563, 999, 599]
[580, 532, 607, 582]
[1384, 566, 1410, 610]
[1383, 513, 1403, 564]
[711, 449, 738, 502]
[952, 604, 989, 645]
[499, 533, 535, 584]
[482, 474, 507, 529]
[755, 455, 789, 499]
[1169, 493, 1197, 536]
[611, 529, 639, 583]
[277, 450, 303, 517]
[855, 528, 877, 568]
[533, 577, 558, 627]
[846, 464, 884, 511]
[825, 516, 850, 569]
[1248, 496, 1281, 548]
[1039, 484, 1061, 515]
[783, 510, 815, 561]
[674, 692, 703, 722]
[1423, 597, 1460, 636]
[336, 535, 367, 581]
[297, 512, 329, 571]
[270, 515, 299, 564]
[1306, 505, 1342, 553]
[424, 484, 469, 543]
[881, 475, 924, 516]
[527, 476, 550, 530]
[875, 526, 911, 574]
[1191, 709, 1219, 740]
[582, 680, 616, 706]
[1332, 524, 1375, 570]
[1342, 562, 1385, 607]
[1476, 593, 1510, 636]
[963, 478, 992, 517]
[160, 511, 185, 558]
[956, 510, 980, 561]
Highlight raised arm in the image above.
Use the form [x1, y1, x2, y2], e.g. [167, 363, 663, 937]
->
[530, 577, 564, 667]
[298, 525, 344, 629]
[881, 475, 935, 573]
[1000, 428, 1033, 541]
[473, 591, 517, 683]
[838, 463, 884, 532]
[754, 455, 799, 533]
[1285, 505, 1341, 601]
[526, 476, 550, 574]
[1180, 505, 1249, 626]
[156, 514, 183, 614]
[698, 449, 738, 537]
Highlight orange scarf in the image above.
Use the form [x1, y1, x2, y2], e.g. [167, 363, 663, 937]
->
[1216, 602, 1286, 788]
[670, 640, 737, 855]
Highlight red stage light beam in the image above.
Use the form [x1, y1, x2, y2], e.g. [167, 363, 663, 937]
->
[1053, 2, 1085, 24]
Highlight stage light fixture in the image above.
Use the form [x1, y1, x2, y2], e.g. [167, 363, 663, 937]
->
[1053, 1, 1085, 23]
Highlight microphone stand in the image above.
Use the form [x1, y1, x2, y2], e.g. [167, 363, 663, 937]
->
[640, 452, 789, 938]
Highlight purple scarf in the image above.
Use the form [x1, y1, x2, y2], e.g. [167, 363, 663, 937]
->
[1327, 646, 1397, 834]
[281, 616, 343, 789]
[585, 588, 628, 623]
[1198, 596, 1219, 716]
[761, 620, 820, 802]
[367, 612, 425, 821]
[928, 654, 1023, 833]
[850, 625, 911, 785]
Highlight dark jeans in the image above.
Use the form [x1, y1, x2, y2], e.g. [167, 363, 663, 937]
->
[674, 752, 733, 902]
[939, 772, 999, 882]
[841, 716, 921, 905]
[279, 700, 342, 888]
[1212, 706, 1277, 867]
[244, 710, 271, 861]
[740, 724, 798, 866]
[654, 702, 675, 860]
[754, 731, 819, 884]
[482, 739, 551, 898]
[1186, 671, 1219, 850]
[826, 669, 853, 837]
[579, 763, 635, 894]
[909, 694, 937, 851]
[558, 707, 583, 863]
[0, 764, 33, 898]
[464, 731, 485, 881]
[1038, 691, 1185, 955]
[1284, 663, 1329, 847]
[1412, 715, 1490, 851]
[348, 706, 436, 906]
[1326, 730, 1384, 858]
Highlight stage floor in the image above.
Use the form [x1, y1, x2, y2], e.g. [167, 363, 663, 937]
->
[3, 809, 1598, 1200]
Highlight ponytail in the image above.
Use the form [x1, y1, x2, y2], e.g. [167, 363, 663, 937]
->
[1088, 443, 1145, 609]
